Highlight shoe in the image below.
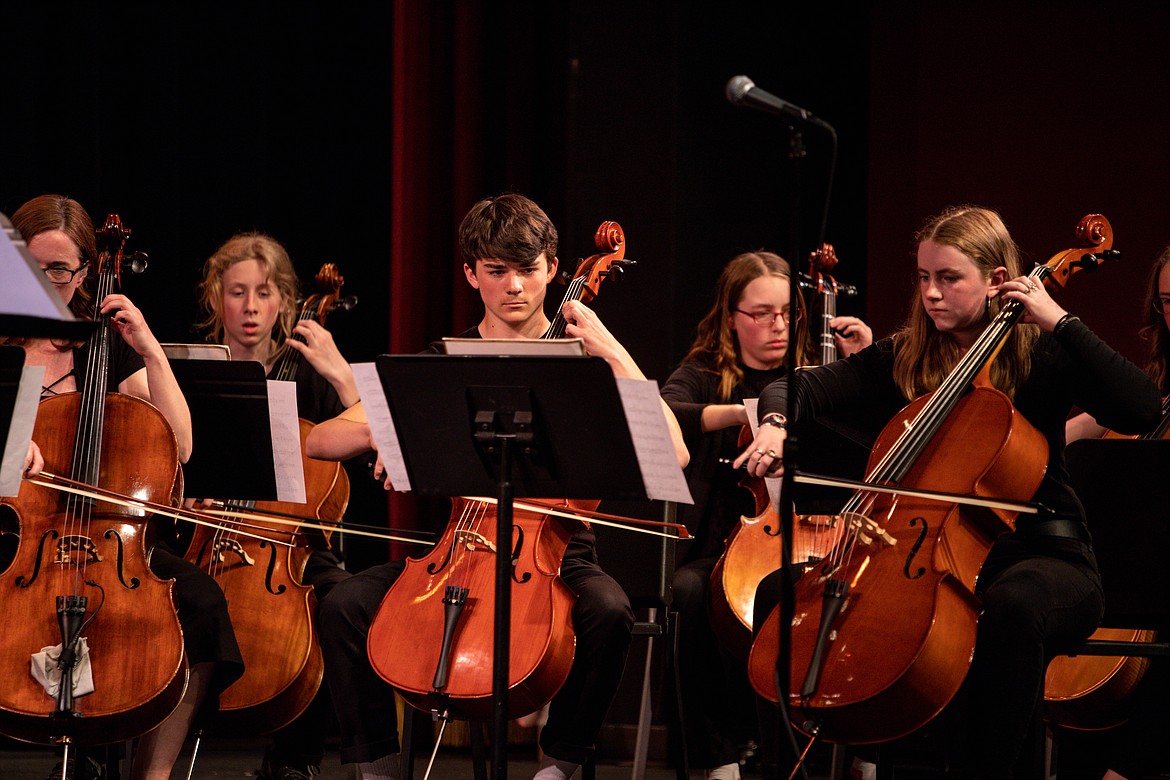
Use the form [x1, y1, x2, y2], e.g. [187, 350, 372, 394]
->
[44, 757, 104, 780]
[273, 766, 318, 780]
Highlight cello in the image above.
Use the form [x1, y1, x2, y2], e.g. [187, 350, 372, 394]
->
[748, 214, 1117, 744]
[0, 215, 187, 746]
[366, 222, 633, 721]
[707, 244, 853, 660]
[184, 263, 354, 734]
[1043, 395, 1170, 730]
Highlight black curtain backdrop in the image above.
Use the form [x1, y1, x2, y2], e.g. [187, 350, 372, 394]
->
[5, 0, 1169, 582]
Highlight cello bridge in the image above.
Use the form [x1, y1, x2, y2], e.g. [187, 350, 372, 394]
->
[55, 535, 102, 565]
[454, 530, 497, 553]
[841, 512, 897, 548]
[210, 539, 256, 566]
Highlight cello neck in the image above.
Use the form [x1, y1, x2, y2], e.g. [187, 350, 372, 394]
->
[541, 273, 592, 340]
[271, 307, 315, 382]
[866, 267, 1043, 485]
[72, 217, 131, 486]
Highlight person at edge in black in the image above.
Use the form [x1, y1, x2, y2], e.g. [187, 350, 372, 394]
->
[1065, 245, 1170, 780]
[737, 206, 1160, 779]
[3, 194, 243, 780]
[194, 232, 360, 780]
[302, 192, 689, 780]
[660, 250, 871, 780]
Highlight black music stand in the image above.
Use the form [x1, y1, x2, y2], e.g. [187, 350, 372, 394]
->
[168, 359, 278, 500]
[1066, 438, 1170, 629]
[375, 353, 656, 779]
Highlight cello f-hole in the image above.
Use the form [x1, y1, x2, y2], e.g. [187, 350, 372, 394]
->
[511, 525, 532, 585]
[903, 517, 928, 580]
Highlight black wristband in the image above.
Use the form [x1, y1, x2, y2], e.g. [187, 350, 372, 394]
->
[1053, 313, 1080, 336]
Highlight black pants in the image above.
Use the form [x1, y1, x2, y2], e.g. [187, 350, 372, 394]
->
[149, 547, 244, 701]
[318, 534, 633, 766]
[672, 556, 757, 769]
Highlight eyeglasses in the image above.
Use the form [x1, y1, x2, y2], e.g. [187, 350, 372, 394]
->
[1154, 296, 1170, 314]
[734, 308, 802, 327]
[42, 264, 87, 285]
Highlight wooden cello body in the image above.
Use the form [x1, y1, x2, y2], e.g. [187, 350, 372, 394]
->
[749, 387, 1047, 741]
[0, 216, 187, 746]
[366, 222, 631, 720]
[185, 263, 352, 734]
[748, 214, 1116, 743]
[1043, 394, 1170, 730]
[368, 497, 583, 719]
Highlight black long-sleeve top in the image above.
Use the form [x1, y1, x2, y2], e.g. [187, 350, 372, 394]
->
[757, 318, 1162, 531]
[661, 360, 783, 560]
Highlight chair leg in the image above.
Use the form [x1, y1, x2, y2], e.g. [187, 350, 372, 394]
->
[583, 752, 597, 780]
[666, 611, 690, 780]
[400, 704, 415, 779]
[631, 608, 658, 780]
[470, 720, 488, 780]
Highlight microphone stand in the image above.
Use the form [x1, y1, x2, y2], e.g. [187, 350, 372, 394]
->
[776, 110, 838, 780]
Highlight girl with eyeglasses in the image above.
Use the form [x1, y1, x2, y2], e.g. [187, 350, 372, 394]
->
[2, 194, 241, 780]
[659, 250, 871, 780]
[1064, 246, 1170, 780]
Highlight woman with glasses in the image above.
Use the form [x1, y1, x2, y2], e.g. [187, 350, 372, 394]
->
[1067, 246, 1170, 441]
[1064, 247, 1170, 780]
[4, 194, 241, 780]
[659, 250, 871, 780]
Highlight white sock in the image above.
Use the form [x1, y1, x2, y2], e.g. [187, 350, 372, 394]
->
[706, 763, 741, 780]
[532, 755, 579, 779]
[357, 754, 400, 780]
[850, 756, 877, 780]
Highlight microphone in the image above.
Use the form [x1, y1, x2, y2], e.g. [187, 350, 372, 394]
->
[725, 75, 824, 127]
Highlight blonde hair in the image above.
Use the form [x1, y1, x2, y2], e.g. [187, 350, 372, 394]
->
[197, 232, 298, 356]
[683, 251, 808, 401]
[892, 206, 1037, 400]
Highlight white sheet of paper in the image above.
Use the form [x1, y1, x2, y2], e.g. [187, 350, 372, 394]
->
[351, 363, 411, 492]
[615, 378, 693, 504]
[266, 380, 306, 503]
[743, 398, 781, 507]
[1, 366, 45, 497]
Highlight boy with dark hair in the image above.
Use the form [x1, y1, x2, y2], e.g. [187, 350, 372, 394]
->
[308, 193, 687, 780]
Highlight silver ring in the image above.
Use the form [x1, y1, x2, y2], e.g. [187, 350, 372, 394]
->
[1027, 281, 1037, 292]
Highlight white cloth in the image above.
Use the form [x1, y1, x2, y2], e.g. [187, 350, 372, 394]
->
[30, 638, 95, 699]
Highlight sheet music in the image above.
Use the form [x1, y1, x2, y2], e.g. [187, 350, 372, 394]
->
[442, 337, 585, 356]
[743, 397, 781, 507]
[615, 377, 693, 504]
[266, 380, 307, 503]
[352, 362, 412, 492]
[1, 366, 45, 497]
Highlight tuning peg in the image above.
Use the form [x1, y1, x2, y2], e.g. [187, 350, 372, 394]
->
[332, 295, 359, 312]
[122, 251, 149, 274]
[605, 259, 636, 282]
